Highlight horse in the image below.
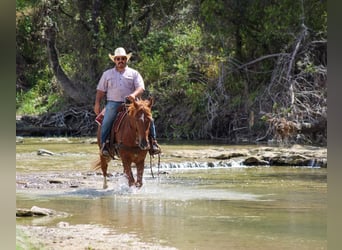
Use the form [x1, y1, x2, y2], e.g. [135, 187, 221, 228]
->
[92, 97, 154, 189]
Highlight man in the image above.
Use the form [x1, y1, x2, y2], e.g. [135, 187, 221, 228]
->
[94, 47, 160, 156]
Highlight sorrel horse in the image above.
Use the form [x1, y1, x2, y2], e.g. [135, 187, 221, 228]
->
[92, 97, 153, 189]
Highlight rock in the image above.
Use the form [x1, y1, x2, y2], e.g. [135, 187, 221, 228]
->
[37, 149, 55, 156]
[268, 154, 312, 166]
[48, 179, 63, 184]
[210, 152, 247, 160]
[243, 156, 269, 166]
[30, 206, 56, 216]
[247, 146, 327, 167]
[16, 136, 24, 143]
[57, 221, 70, 228]
[16, 206, 56, 217]
[16, 208, 34, 217]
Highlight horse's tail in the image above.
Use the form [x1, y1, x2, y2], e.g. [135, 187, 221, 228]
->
[90, 155, 111, 171]
[91, 157, 102, 171]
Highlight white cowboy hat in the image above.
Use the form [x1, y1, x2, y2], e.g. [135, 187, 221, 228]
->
[108, 47, 132, 62]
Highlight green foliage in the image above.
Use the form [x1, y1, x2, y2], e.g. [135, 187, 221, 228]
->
[136, 30, 172, 86]
[16, 0, 327, 142]
[16, 65, 62, 115]
[138, 21, 205, 107]
[16, 85, 60, 115]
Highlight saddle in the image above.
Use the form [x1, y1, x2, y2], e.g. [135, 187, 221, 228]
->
[95, 104, 128, 158]
[109, 104, 128, 157]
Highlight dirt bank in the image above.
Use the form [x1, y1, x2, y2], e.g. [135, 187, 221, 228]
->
[17, 223, 176, 250]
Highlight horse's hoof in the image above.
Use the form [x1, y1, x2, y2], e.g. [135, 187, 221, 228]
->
[103, 184, 108, 189]
[135, 182, 143, 188]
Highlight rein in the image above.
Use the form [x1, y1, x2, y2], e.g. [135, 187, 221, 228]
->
[149, 153, 161, 178]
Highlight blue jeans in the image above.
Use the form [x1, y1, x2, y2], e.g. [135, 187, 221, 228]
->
[150, 119, 157, 140]
[101, 101, 157, 144]
[101, 101, 123, 145]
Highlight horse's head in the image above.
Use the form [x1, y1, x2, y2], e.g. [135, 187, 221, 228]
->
[128, 97, 154, 150]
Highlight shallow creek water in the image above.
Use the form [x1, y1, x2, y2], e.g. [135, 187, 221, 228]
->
[16, 138, 327, 250]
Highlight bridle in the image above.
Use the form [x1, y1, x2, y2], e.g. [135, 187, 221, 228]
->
[115, 103, 151, 152]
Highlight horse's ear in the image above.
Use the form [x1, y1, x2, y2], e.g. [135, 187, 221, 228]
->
[133, 98, 139, 109]
[148, 96, 154, 108]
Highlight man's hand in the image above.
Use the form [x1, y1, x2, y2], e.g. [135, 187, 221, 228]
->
[126, 95, 135, 103]
[94, 103, 101, 115]
[94, 90, 105, 115]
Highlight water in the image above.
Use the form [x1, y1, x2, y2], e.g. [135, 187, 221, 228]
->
[16, 138, 327, 249]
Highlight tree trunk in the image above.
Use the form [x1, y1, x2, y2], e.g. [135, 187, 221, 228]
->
[90, 0, 102, 81]
[45, 24, 88, 104]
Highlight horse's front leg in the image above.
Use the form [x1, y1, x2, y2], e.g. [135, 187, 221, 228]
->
[135, 161, 145, 188]
[122, 160, 135, 186]
[103, 176, 108, 189]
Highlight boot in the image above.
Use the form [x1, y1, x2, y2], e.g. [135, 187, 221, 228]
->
[150, 139, 161, 155]
[100, 143, 109, 157]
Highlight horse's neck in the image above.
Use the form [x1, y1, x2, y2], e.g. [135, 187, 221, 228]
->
[115, 114, 137, 146]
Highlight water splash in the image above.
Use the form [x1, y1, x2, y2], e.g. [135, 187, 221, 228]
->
[155, 159, 245, 170]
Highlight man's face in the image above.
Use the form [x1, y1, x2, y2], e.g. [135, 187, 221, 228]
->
[115, 56, 127, 69]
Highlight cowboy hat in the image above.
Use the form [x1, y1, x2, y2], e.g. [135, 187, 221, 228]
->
[108, 47, 132, 62]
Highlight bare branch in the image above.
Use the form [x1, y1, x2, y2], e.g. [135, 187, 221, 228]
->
[237, 53, 289, 70]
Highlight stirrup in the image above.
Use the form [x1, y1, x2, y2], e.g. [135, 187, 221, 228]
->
[100, 143, 109, 157]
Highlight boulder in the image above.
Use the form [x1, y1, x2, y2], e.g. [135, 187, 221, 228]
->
[243, 156, 269, 166]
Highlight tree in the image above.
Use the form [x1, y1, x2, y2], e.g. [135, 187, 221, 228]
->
[16, 0, 327, 144]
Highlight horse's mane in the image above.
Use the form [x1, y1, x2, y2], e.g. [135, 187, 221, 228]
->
[127, 99, 152, 120]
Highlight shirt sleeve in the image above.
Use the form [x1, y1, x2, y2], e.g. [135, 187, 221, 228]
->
[133, 70, 145, 90]
[96, 71, 108, 92]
